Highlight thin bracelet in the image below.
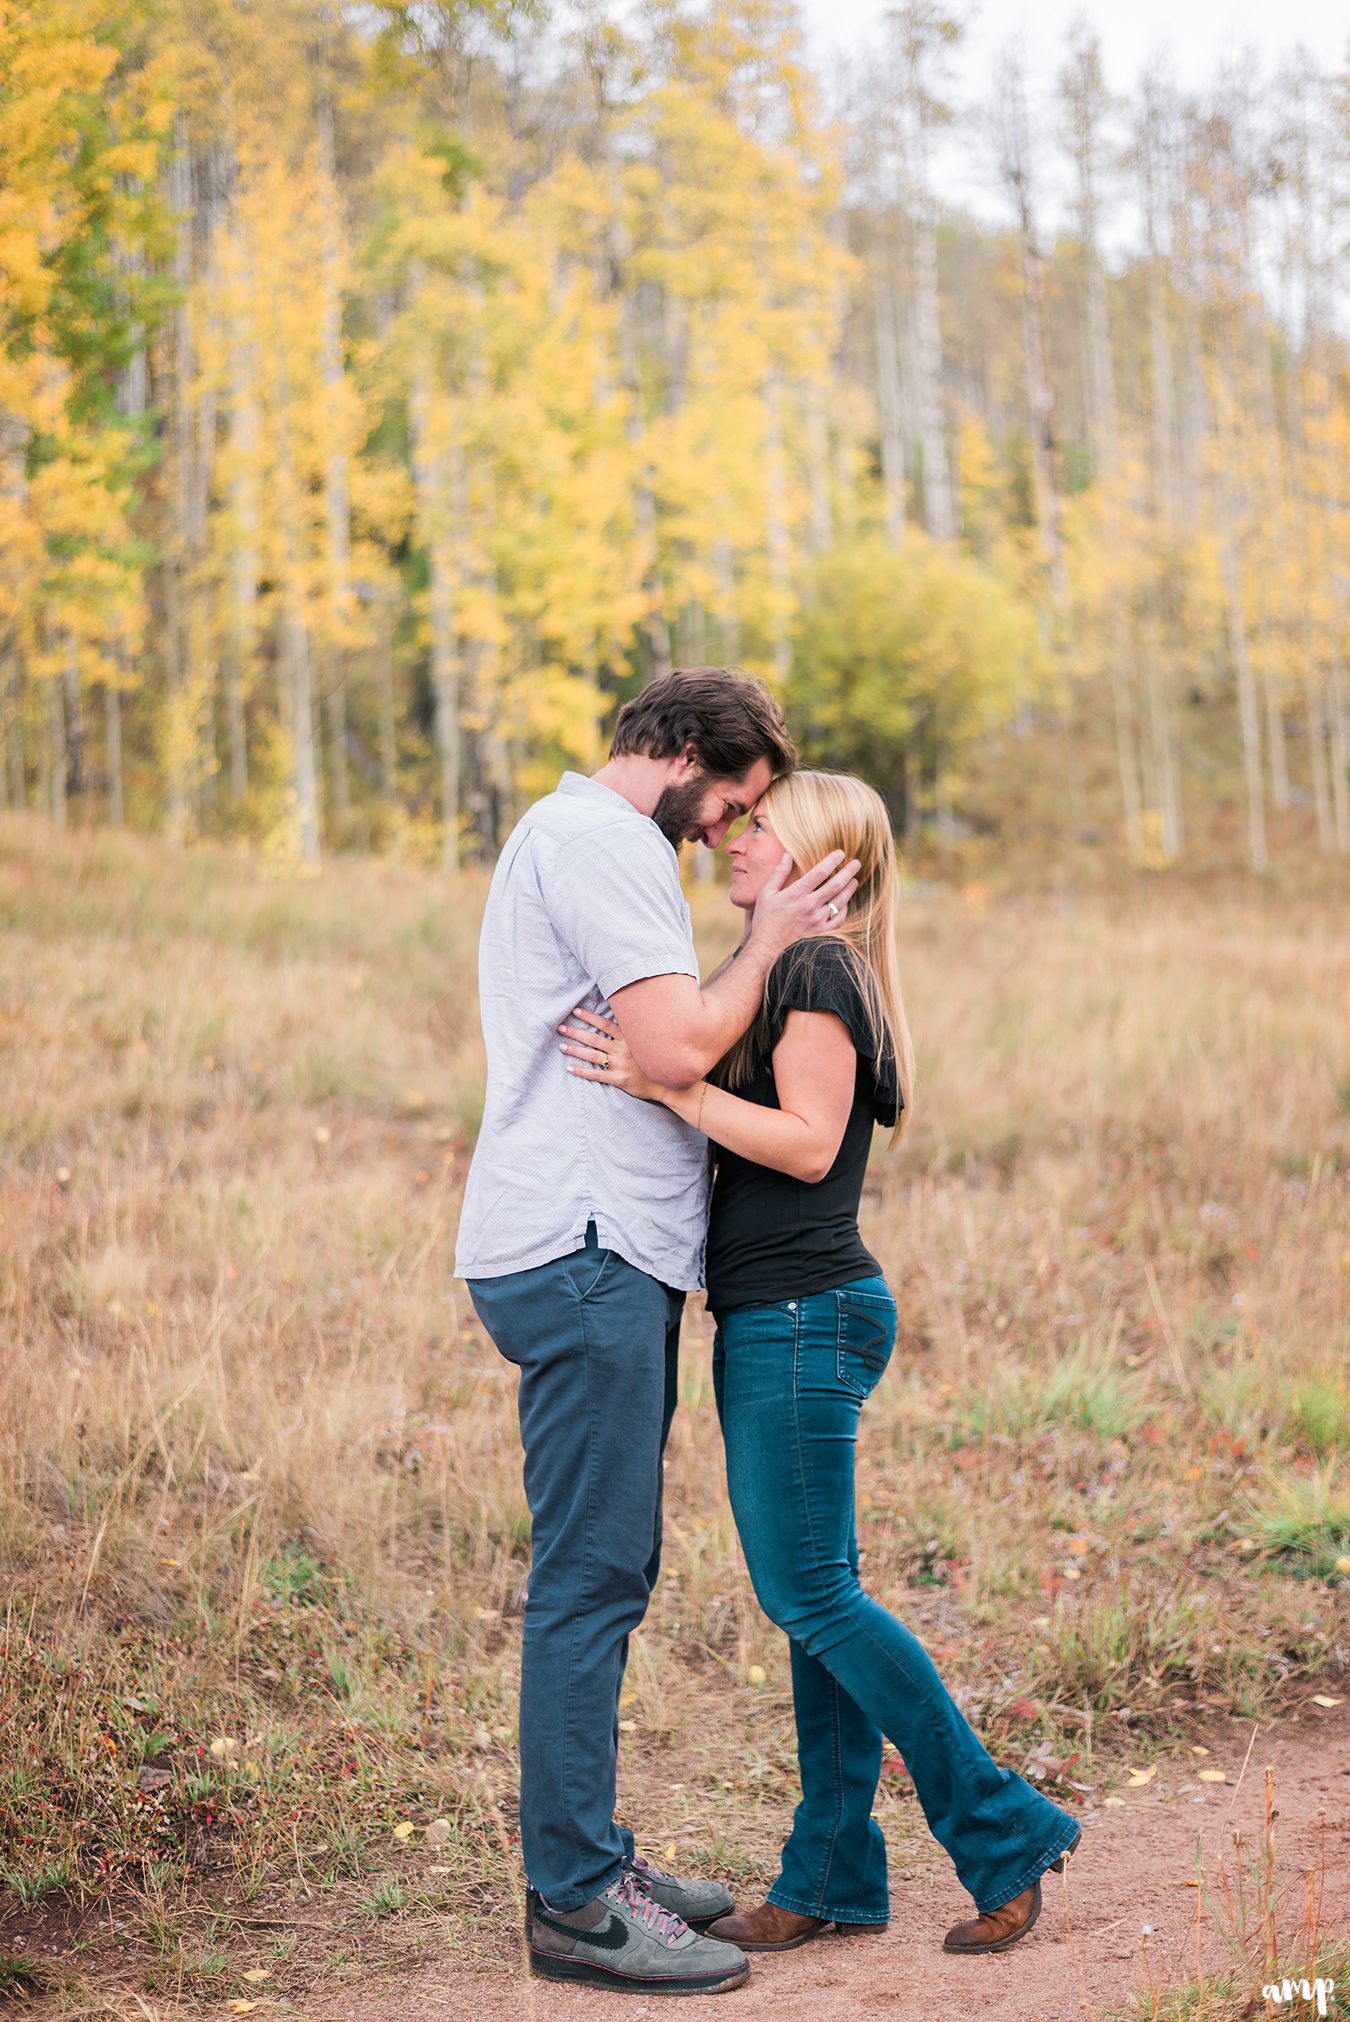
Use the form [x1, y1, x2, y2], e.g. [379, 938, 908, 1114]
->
[695, 1081, 708, 1134]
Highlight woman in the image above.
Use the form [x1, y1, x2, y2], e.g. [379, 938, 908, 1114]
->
[559, 769, 1081, 1957]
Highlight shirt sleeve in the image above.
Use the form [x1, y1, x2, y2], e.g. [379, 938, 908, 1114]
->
[769, 940, 875, 1052]
[769, 939, 903, 1124]
[541, 820, 700, 1001]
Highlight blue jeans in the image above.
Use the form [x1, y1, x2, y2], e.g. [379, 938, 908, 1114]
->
[714, 1275, 1080, 1919]
[467, 1223, 684, 1910]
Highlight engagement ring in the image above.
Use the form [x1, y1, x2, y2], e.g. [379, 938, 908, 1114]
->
[826, 901, 839, 919]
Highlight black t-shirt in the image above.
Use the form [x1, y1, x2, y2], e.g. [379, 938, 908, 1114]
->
[703, 938, 902, 1321]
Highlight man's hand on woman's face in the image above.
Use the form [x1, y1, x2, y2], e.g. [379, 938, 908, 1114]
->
[747, 849, 860, 957]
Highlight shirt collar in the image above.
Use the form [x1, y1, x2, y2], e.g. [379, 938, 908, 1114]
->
[557, 771, 650, 820]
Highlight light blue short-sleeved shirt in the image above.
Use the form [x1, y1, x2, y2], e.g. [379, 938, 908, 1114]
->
[454, 772, 710, 1291]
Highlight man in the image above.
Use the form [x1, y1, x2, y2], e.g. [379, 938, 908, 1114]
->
[455, 668, 859, 1995]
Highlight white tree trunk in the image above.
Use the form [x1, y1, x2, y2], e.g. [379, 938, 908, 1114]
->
[272, 354, 321, 867]
[870, 225, 907, 549]
[225, 220, 261, 805]
[409, 357, 460, 872]
[763, 367, 792, 682]
[375, 597, 398, 803]
[106, 676, 124, 829]
[164, 113, 193, 844]
[318, 103, 352, 827]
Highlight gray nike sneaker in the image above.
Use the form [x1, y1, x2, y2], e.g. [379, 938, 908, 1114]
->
[527, 1869, 750, 1994]
[625, 1851, 735, 1928]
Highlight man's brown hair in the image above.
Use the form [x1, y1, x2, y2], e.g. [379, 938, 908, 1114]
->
[610, 668, 796, 783]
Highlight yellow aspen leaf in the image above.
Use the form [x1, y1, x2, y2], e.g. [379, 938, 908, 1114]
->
[242, 1969, 271, 1983]
[1198, 1771, 1227, 1783]
[747, 1665, 767, 1685]
[1311, 1694, 1343, 1708]
[1126, 1766, 1158, 1787]
[661, 1843, 677, 1862]
[392, 1821, 415, 1841]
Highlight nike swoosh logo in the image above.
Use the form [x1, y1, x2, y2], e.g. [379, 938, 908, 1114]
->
[532, 1907, 630, 1951]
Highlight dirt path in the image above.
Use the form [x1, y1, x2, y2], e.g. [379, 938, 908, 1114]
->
[314, 1704, 1350, 2022]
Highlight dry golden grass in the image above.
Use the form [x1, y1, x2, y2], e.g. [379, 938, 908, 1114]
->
[1, 814, 1348, 2011]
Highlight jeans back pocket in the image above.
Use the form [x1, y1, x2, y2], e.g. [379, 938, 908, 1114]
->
[835, 1284, 897, 1397]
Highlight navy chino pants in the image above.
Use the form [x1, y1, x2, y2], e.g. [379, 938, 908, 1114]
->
[467, 1222, 684, 1909]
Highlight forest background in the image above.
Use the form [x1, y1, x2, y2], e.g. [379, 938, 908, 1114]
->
[4, 3, 1350, 2017]
[7, 0, 1350, 876]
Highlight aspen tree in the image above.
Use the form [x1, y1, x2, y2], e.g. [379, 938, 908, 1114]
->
[317, 101, 354, 830]
[881, 2, 958, 542]
[1133, 66, 1184, 859]
[1060, 25, 1144, 857]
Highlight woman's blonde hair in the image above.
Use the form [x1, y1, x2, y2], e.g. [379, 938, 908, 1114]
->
[715, 769, 915, 1145]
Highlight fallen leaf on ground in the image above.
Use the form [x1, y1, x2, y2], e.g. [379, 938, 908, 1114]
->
[424, 1818, 452, 1848]
[661, 1843, 677, 1862]
[227, 2006, 258, 2016]
[747, 1665, 767, 1685]
[392, 1821, 415, 1841]
[1197, 1770, 1227, 1783]
[1190, 1746, 1211, 1757]
[242, 1969, 271, 1984]
[1311, 1694, 1343, 1708]
[1102, 1796, 1126, 1808]
[1127, 1766, 1158, 1787]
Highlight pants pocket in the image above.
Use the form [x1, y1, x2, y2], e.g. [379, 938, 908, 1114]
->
[835, 1287, 896, 1397]
[560, 1245, 614, 1303]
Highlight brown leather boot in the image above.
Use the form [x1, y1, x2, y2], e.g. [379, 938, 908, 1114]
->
[706, 1901, 885, 1952]
[942, 1831, 1082, 1957]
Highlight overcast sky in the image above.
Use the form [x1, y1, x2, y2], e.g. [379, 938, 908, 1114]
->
[796, 0, 1349, 240]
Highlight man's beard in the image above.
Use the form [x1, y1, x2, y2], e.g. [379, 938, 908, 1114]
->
[651, 771, 710, 848]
